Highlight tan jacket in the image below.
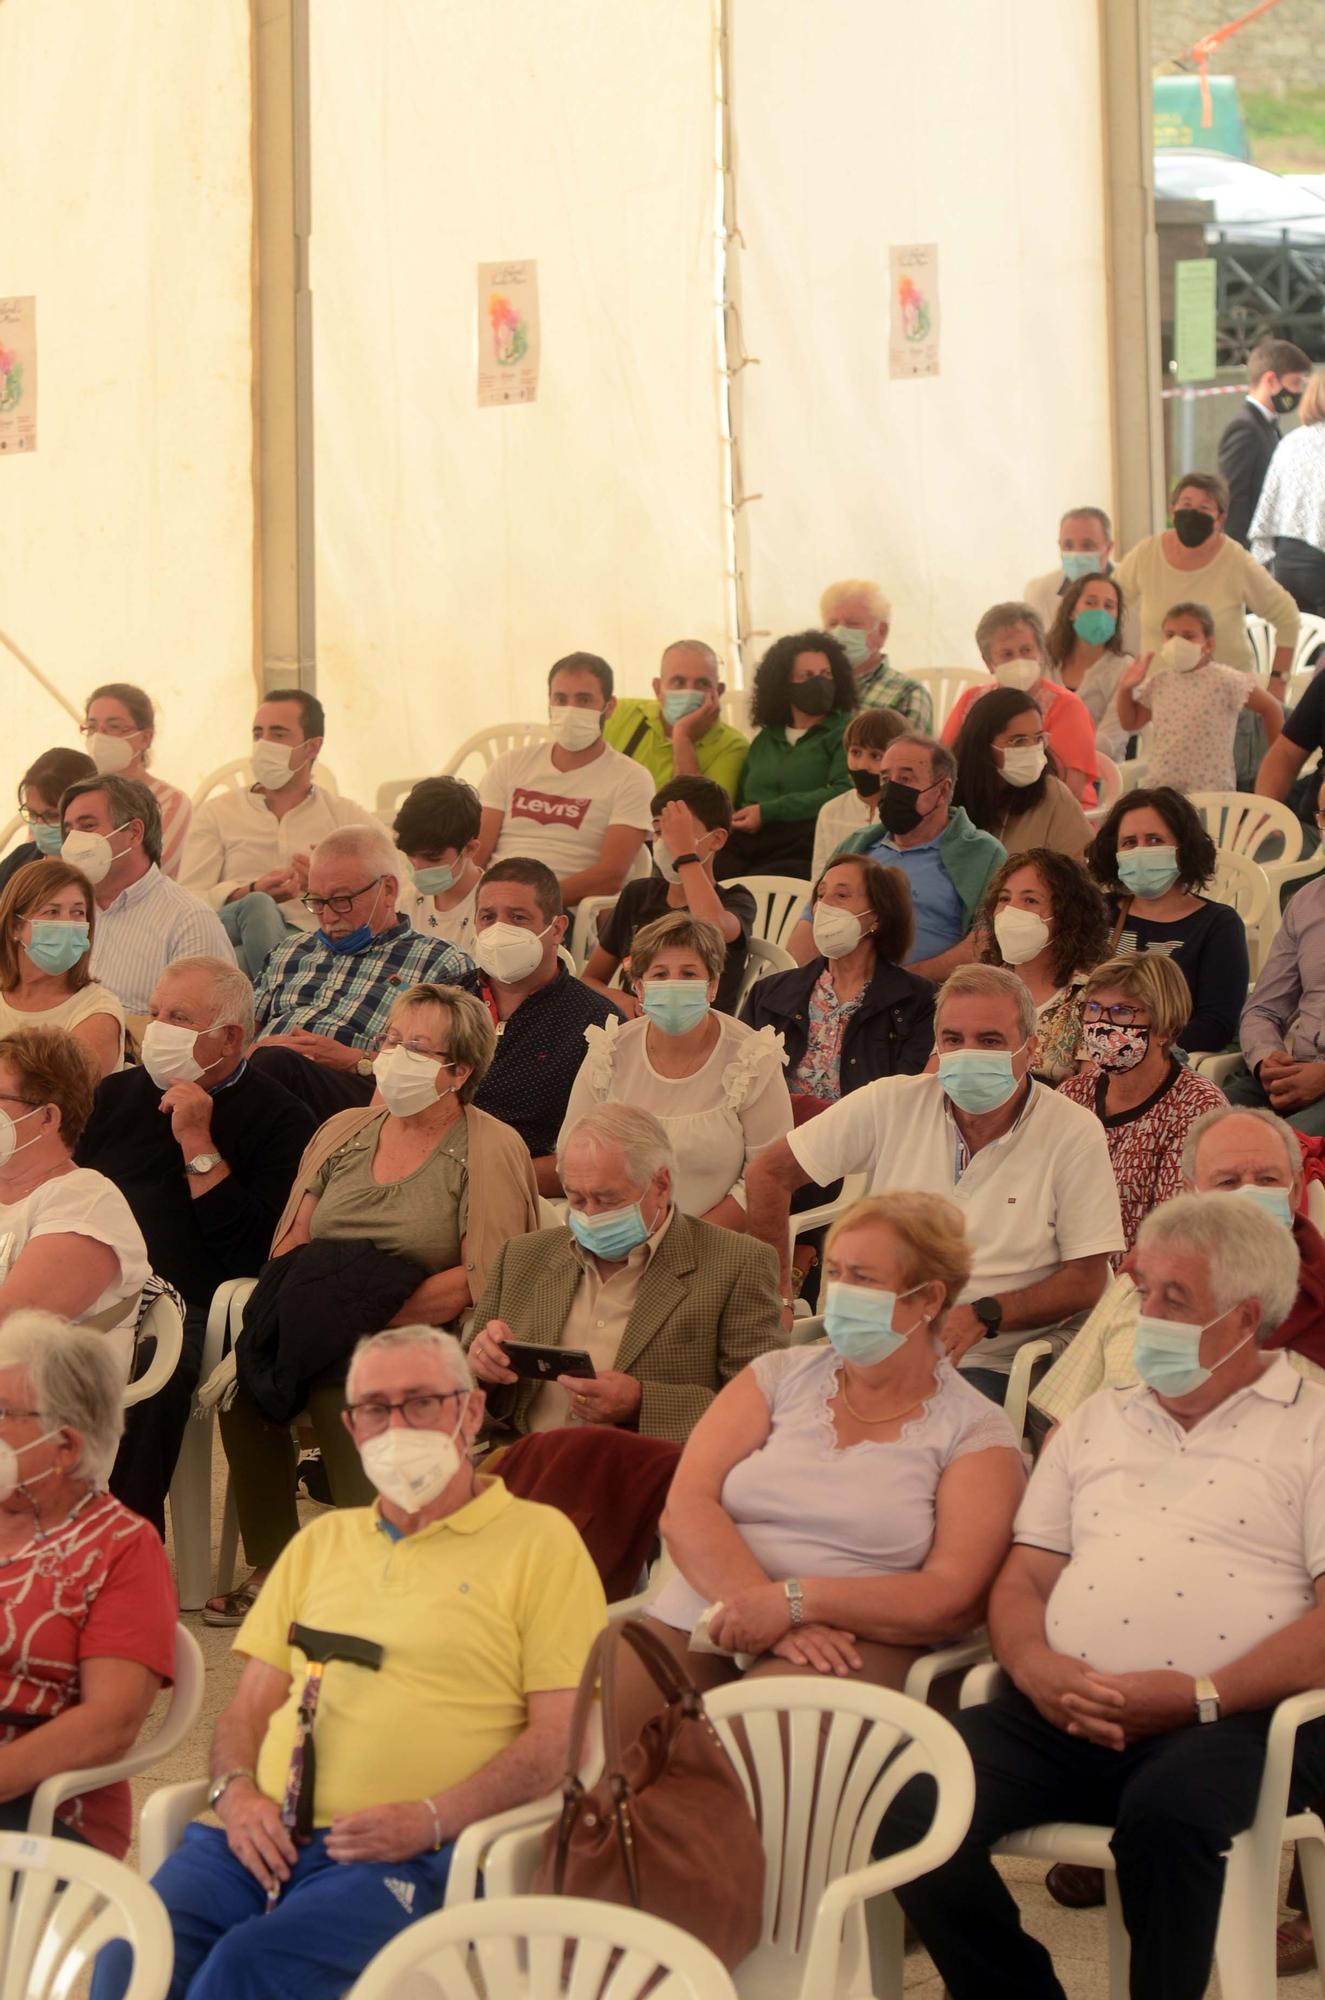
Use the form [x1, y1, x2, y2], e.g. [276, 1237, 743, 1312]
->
[271, 1102, 540, 1308]
[470, 1209, 782, 1441]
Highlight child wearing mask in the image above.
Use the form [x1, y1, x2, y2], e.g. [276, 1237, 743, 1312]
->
[1116, 599, 1282, 794]
[809, 707, 907, 881]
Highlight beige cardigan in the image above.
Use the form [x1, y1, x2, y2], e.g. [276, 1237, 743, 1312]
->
[270, 1101, 540, 1309]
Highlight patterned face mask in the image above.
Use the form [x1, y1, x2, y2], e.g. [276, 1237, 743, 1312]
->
[1080, 1019, 1150, 1073]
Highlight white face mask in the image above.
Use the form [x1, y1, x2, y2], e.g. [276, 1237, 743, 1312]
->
[474, 919, 551, 985]
[993, 905, 1051, 966]
[373, 1045, 451, 1118]
[0, 1104, 46, 1167]
[359, 1423, 462, 1512]
[1000, 744, 1048, 789]
[60, 827, 129, 887]
[654, 838, 706, 886]
[548, 706, 602, 753]
[140, 1020, 225, 1090]
[812, 904, 867, 960]
[1156, 635, 1203, 676]
[250, 740, 303, 792]
[0, 1429, 61, 1506]
[991, 659, 1040, 693]
[89, 733, 138, 776]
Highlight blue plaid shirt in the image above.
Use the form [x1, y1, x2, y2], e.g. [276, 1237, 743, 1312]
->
[253, 916, 474, 1047]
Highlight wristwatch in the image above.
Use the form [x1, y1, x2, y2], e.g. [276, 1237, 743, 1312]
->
[973, 1297, 1004, 1339]
[207, 1767, 254, 1812]
[185, 1152, 223, 1177]
[784, 1579, 805, 1629]
[1194, 1676, 1221, 1725]
[355, 1056, 375, 1078]
[671, 853, 701, 869]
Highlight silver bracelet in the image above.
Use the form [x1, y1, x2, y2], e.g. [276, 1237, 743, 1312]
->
[420, 1797, 444, 1852]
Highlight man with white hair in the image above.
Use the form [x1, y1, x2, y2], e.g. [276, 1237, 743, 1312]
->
[247, 824, 474, 1119]
[882, 1192, 1325, 2000]
[91, 1325, 606, 2000]
[819, 579, 932, 730]
[469, 1103, 782, 1438]
[77, 956, 316, 1530]
[748, 964, 1123, 1396]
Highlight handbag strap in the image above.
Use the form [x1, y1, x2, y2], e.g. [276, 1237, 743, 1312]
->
[560, 1618, 703, 1793]
[1108, 895, 1132, 952]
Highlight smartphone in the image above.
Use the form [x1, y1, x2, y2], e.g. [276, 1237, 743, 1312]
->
[501, 1341, 597, 1382]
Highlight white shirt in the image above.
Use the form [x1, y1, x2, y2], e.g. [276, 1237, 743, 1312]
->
[88, 866, 235, 1014]
[811, 789, 872, 882]
[0, 984, 125, 1069]
[1251, 423, 1325, 568]
[0, 1168, 149, 1372]
[789, 1075, 1123, 1365]
[180, 784, 388, 931]
[479, 742, 654, 881]
[401, 880, 478, 957]
[1017, 1359, 1325, 1675]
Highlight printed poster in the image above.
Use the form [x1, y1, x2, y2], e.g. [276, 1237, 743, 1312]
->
[477, 261, 540, 407]
[889, 245, 940, 380]
[1173, 258, 1217, 383]
[0, 297, 36, 453]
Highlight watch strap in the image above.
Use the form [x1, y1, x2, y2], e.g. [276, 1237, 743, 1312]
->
[207, 1767, 255, 1812]
[784, 1579, 805, 1629]
[1194, 1675, 1221, 1723]
[671, 853, 702, 868]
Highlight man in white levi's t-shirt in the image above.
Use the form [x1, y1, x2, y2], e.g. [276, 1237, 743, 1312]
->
[476, 654, 655, 908]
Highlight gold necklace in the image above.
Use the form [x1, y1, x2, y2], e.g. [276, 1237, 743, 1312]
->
[836, 1379, 928, 1426]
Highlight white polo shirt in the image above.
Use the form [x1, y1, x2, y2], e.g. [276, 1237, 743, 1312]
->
[789, 1075, 1123, 1367]
[180, 784, 389, 932]
[1017, 1358, 1325, 1676]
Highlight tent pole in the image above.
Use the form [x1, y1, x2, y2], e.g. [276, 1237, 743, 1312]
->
[717, 0, 758, 691]
[1099, 0, 1165, 545]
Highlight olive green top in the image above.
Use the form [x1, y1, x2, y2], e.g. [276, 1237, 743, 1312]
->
[309, 1111, 468, 1272]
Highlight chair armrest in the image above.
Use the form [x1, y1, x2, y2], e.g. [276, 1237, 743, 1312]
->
[481, 1823, 553, 1898]
[1190, 1052, 1244, 1083]
[445, 1793, 563, 1907]
[960, 1661, 1009, 1709]
[137, 1778, 211, 1880]
[1258, 1688, 1325, 1833]
[904, 1633, 993, 1704]
[1002, 1340, 1055, 1443]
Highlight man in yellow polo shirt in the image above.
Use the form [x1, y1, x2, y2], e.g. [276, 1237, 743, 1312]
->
[103, 1327, 606, 2000]
[605, 638, 749, 799]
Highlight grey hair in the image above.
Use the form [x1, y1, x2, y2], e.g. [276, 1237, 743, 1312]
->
[936, 963, 1036, 1044]
[1181, 1102, 1301, 1188]
[556, 1103, 677, 1189]
[313, 823, 399, 881]
[0, 1311, 125, 1485]
[345, 1326, 475, 1402]
[159, 955, 256, 1044]
[1136, 1191, 1300, 1340]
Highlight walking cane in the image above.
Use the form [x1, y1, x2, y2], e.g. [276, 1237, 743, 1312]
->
[267, 1622, 384, 1909]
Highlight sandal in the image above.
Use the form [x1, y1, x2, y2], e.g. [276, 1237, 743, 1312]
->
[202, 1577, 264, 1628]
[1278, 1920, 1317, 1977]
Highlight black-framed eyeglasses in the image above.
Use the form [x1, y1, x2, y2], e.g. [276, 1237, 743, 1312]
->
[344, 1391, 466, 1438]
[300, 876, 382, 918]
[19, 808, 60, 828]
[1082, 1001, 1147, 1026]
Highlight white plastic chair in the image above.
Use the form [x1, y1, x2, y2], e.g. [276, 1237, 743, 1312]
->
[788, 1172, 869, 1263]
[1245, 612, 1276, 680]
[1002, 1336, 1055, 1444]
[1310, 1180, 1325, 1233]
[733, 876, 813, 949]
[1093, 753, 1121, 810]
[1246, 610, 1325, 683]
[1117, 756, 1149, 795]
[734, 934, 796, 1012]
[191, 758, 339, 806]
[909, 667, 991, 737]
[960, 1661, 1325, 2000]
[1190, 790, 1323, 912]
[346, 1895, 740, 2000]
[570, 892, 618, 968]
[1207, 846, 1273, 978]
[168, 1275, 256, 1611]
[0, 1829, 173, 2000]
[122, 1291, 184, 1412]
[441, 723, 554, 782]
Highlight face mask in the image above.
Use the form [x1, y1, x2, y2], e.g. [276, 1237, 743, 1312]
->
[140, 1019, 225, 1089]
[1235, 1184, 1294, 1227]
[661, 689, 706, 725]
[937, 1045, 1024, 1116]
[879, 779, 929, 837]
[1117, 846, 1180, 899]
[474, 920, 550, 985]
[999, 744, 1047, 789]
[89, 733, 138, 776]
[25, 921, 90, 977]
[1272, 387, 1302, 416]
[549, 706, 603, 753]
[824, 1279, 928, 1367]
[790, 676, 835, 717]
[1157, 635, 1203, 676]
[250, 740, 302, 792]
[991, 659, 1040, 693]
[654, 838, 710, 887]
[373, 1045, 449, 1118]
[828, 626, 873, 670]
[641, 980, 711, 1036]
[60, 828, 128, 887]
[31, 825, 64, 857]
[360, 1422, 462, 1513]
[0, 1104, 46, 1166]
[409, 860, 458, 896]
[569, 1201, 651, 1260]
[1072, 607, 1117, 646]
[1172, 507, 1216, 549]
[1133, 1310, 1252, 1401]
[1060, 551, 1103, 582]
[316, 883, 384, 959]
[1080, 1019, 1150, 1073]
[0, 1429, 61, 1506]
[849, 767, 882, 799]
[812, 904, 868, 960]
[993, 906, 1050, 967]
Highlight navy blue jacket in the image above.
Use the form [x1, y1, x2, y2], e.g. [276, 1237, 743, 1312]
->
[740, 955, 936, 1094]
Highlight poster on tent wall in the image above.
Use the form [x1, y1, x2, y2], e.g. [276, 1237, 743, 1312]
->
[0, 296, 36, 452]
[477, 260, 540, 406]
[888, 245, 939, 379]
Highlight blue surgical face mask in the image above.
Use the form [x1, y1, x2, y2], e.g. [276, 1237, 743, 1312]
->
[1072, 607, 1117, 646]
[318, 922, 374, 956]
[937, 1044, 1025, 1116]
[828, 625, 873, 670]
[641, 980, 711, 1036]
[1133, 1309, 1253, 1401]
[25, 921, 90, 976]
[1061, 551, 1103, 582]
[823, 1279, 929, 1367]
[1116, 846, 1180, 899]
[662, 689, 706, 725]
[409, 860, 458, 896]
[30, 825, 64, 857]
[568, 1202, 651, 1261]
[1235, 1184, 1294, 1228]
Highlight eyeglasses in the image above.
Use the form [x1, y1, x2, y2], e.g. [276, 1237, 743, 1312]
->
[369, 1033, 457, 1064]
[1081, 1002, 1147, 1026]
[0, 1407, 41, 1425]
[19, 808, 60, 828]
[300, 876, 382, 918]
[0, 1095, 42, 1110]
[1004, 732, 1049, 749]
[81, 720, 139, 738]
[344, 1391, 466, 1438]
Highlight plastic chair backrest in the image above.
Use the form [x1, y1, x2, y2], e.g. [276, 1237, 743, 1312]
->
[1189, 790, 1306, 869]
[734, 933, 796, 1013]
[1208, 847, 1271, 939]
[192, 759, 339, 807]
[1310, 1181, 1325, 1233]
[122, 1292, 184, 1410]
[344, 1894, 739, 2000]
[0, 1829, 174, 2000]
[909, 666, 991, 735]
[1245, 612, 1275, 679]
[1118, 757, 1149, 794]
[1295, 613, 1325, 678]
[733, 875, 813, 948]
[1094, 753, 1121, 810]
[441, 723, 554, 782]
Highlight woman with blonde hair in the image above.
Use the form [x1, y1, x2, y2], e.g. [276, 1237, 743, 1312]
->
[0, 858, 124, 1075]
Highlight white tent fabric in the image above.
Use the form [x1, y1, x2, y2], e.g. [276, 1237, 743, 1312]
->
[0, 0, 255, 808]
[309, 0, 730, 805]
[729, 0, 1113, 677]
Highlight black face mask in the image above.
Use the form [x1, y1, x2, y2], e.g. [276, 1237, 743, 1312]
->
[1272, 387, 1302, 416]
[879, 778, 929, 836]
[850, 767, 882, 798]
[790, 676, 835, 717]
[1172, 507, 1216, 549]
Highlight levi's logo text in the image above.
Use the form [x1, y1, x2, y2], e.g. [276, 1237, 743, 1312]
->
[510, 786, 591, 828]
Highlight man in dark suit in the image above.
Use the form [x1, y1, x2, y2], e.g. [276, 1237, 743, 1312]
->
[468, 1102, 782, 1440]
[1217, 335, 1311, 547]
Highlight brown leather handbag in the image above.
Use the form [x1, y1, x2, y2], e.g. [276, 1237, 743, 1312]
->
[534, 1618, 766, 1970]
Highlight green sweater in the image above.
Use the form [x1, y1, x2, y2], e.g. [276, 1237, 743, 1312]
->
[739, 712, 851, 823]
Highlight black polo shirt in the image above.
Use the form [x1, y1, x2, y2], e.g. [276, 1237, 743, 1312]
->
[464, 965, 621, 1159]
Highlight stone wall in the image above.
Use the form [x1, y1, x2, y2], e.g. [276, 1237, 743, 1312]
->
[1154, 0, 1325, 94]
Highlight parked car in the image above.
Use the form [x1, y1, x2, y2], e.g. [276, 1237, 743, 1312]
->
[1155, 151, 1325, 361]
